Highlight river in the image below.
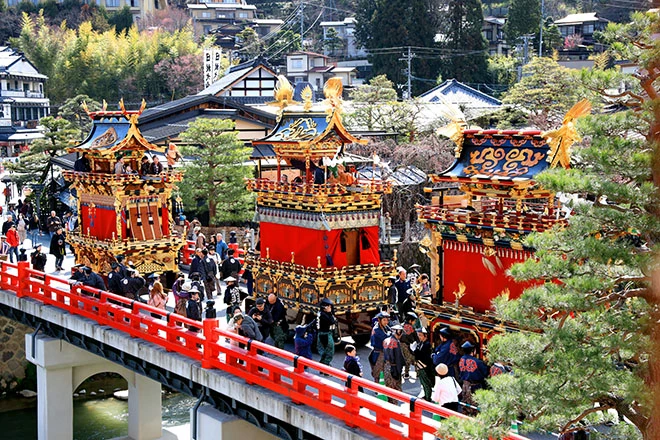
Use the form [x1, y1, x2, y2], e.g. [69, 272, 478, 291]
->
[0, 391, 196, 439]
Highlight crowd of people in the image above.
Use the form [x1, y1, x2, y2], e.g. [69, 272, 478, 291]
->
[6, 207, 501, 415]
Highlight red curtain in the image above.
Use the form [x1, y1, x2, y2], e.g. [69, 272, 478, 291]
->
[442, 241, 535, 313]
[260, 222, 330, 268]
[80, 204, 116, 241]
[359, 226, 380, 265]
[260, 223, 381, 268]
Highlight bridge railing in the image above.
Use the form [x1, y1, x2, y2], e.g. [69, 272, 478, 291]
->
[7, 260, 528, 440]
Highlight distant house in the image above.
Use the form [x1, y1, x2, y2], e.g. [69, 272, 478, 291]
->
[319, 17, 366, 59]
[554, 12, 608, 46]
[285, 51, 356, 92]
[187, 0, 257, 36]
[483, 16, 509, 56]
[6, 0, 164, 19]
[198, 57, 278, 105]
[419, 79, 502, 120]
[0, 47, 49, 157]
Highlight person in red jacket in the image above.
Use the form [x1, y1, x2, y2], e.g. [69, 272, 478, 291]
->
[6, 224, 19, 263]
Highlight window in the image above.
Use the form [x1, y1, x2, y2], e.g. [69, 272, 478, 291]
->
[201, 12, 211, 18]
[484, 30, 492, 41]
[291, 58, 303, 70]
[106, 0, 119, 7]
[294, 77, 303, 83]
[238, 12, 248, 18]
[582, 24, 594, 35]
[129, 0, 138, 7]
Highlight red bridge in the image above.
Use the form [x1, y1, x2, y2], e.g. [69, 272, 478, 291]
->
[0, 260, 529, 440]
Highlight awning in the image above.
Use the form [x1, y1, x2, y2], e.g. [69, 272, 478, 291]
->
[8, 132, 44, 141]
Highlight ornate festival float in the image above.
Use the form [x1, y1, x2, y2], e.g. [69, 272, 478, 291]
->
[62, 100, 185, 274]
[245, 77, 395, 343]
[416, 100, 592, 347]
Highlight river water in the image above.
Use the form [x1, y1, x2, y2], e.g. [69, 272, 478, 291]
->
[0, 392, 196, 439]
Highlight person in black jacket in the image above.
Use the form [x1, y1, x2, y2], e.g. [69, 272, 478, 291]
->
[81, 266, 106, 291]
[107, 262, 125, 295]
[248, 297, 273, 341]
[317, 298, 337, 371]
[30, 244, 47, 272]
[343, 344, 364, 392]
[186, 288, 202, 332]
[413, 327, 435, 401]
[121, 268, 146, 300]
[220, 248, 241, 279]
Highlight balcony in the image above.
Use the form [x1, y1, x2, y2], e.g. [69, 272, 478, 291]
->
[246, 178, 392, 212]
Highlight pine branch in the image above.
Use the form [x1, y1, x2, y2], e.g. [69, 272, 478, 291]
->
[560, 403, 614, 433]
[595, 287, 653, 305]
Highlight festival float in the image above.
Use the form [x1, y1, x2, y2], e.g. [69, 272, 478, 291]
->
[245, 76, 395, 343]
[62, 100, 185, 274]
[415, 100, 592, 347]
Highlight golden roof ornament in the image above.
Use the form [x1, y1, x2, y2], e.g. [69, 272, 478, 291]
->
[543, 99, 592, 169]
[301, 85, 313, 111]
[268, 75, 298, 118]
[323, 77, 344, 116]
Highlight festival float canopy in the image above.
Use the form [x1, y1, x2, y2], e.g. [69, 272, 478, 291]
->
[62, 99, 184, 274]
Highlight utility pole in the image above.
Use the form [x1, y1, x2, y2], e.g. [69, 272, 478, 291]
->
[300, 0, 304, 47]
[538, 0, 544, 56]
[398, 46, 414, 99]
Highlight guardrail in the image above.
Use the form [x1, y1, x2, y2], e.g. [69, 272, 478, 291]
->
[6, 260, 529, 440]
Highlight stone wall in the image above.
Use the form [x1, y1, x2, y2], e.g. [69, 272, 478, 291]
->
[0, 316, 32, 392]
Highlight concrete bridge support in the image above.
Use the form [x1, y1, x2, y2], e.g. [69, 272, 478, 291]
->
[26, 334, 163, 440]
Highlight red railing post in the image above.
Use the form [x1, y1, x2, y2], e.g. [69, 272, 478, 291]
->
[201, 318, 219, 369]
[16, 261, 29, 298]
[408, 397, 423, 440]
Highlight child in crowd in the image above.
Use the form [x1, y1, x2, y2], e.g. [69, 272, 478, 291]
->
[343, 344, 364, 392]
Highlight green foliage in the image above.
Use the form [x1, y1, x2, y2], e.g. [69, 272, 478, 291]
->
[437, 0, 489, 85]
[323, 27, 344, 55]
[179, 119, 254, 225]
[355, 0, 440, 96]
[108, 6, 133, 35]
[505, 0, 541, 43]
[265, 29, 300, 62]
[8, 115, 79, 188]
[58, 94, 101, 140]
[11, 13, 203, 105]
[499, 57, 596, 129]
[441, 12, 660, 440]
[487, 55, 520, 90]
[236, 26, 263, 60]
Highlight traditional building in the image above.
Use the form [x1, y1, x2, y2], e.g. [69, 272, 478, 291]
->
[187, 0, 257, 36]
[319, 17, 367, 59]
[62, 100, 184, 274]
[0, 46, 50, 157]
[245, 77, 394, 341]
[198, 57, 278, 104]
[417, 100, 591, 343]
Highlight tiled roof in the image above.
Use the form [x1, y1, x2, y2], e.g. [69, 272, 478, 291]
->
[419, 79, 501, 108]
[554, 13, 608, 25]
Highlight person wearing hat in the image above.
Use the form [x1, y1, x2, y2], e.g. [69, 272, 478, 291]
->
[248, 297, 273, 341]
[115, 255, 129, 278]
[81, 266, 107, 291]
[107, 262, 125, 295]
[369, 311, 391, 381]
[233, 307, 262, 341]
[222, 276, 242, 322]
[432, 327, 461, 378]
[49, 226, 66, 271]
[399, 312, 419, 380]
[316, 298, 337, 370]
[186, 287, 202, 331]
[294, 319, 314, 361]
[412, 327, 434, 401]
[458, 340, 489, 415]
[121, 268, 145, 300]
[431, 363, 461, 411]
[30, 243, 47, 272]
[383, 324, 405, 401]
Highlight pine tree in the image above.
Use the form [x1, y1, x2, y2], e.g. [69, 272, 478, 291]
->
[355, 0, 440, 96]
[504, 0, 541, 44]
[179, 119, 254, 225]
[438, 0, 489, 84]
[436, 12, 660, 440]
